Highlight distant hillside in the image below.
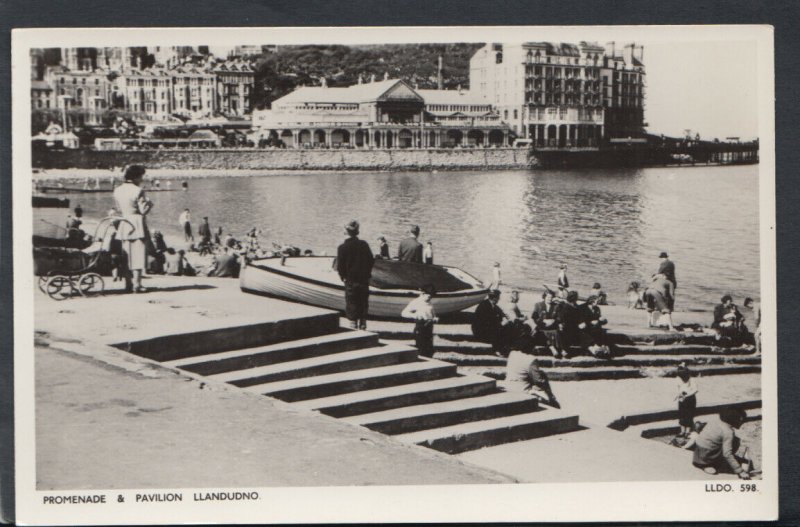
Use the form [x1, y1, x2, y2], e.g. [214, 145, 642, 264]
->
[252, 43, 484, 109]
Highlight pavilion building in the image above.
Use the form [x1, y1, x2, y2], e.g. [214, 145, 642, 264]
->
[252, 78, 512, 148]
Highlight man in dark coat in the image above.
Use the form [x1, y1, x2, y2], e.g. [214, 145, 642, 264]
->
[657, 251, 677, 308]
[471, 290, 511, 356]
[397, 225, 423, 263]
[198, 217, 212, 255]
[337, 220, 374, 330]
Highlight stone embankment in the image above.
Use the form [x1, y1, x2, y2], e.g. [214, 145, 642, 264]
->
[34, 147, 534, 171]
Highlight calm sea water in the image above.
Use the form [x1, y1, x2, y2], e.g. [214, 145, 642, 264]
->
[71, 164, 760, 310]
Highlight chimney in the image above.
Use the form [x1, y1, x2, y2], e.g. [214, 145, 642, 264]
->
[370, 73, 376, 83]
[638, 45, 644, 62]
[437, 55, 443, 90]
[457, 84, 462, 94]
[321, 77, 327, 88]
[606, 41, 616, 57]
[383, 71, 389, 81]
[358, 74, 363, 85]
[623, 43, 635, 66]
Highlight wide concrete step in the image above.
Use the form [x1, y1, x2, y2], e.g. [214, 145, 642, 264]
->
[369, 320, 718, 346]
[393, 410, 581, 454]
[614, 344, 754, 356]
[629, 411, 763, 439]
[162, 330, 379, 376]
[246, 359, 459, 402]
[390, 338, 751, 358]
[123, 312, 342, 362]
[290, 375, 498, 418]
[461, 363, 762, 382]
[607, 399, 762, 431]
[437, 353, 761, 369]
[341, 391, 539, 435]
[208, 343, 418, 387]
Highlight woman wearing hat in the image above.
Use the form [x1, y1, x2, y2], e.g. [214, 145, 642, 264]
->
[113, 165, 153, 293]
[675, 363, 698, 437]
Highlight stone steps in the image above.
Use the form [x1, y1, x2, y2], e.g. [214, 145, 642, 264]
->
[630, 411, 763, 439]
[364, 319, 719, 346]
[393, 410, 582, 454]
[606, 399, 762, 431]
[461, 364, 762, 382]
[244, 359, 460, 402]
[341, 391, 540, 435]
[390, 338, 751, 357]
[290, 374, 501, 418]
[142, 314, 581, 454]
[435, 352, 761, 369]
[208, 343, 418, 387]
[163, 330, 380, 375]
[117, 312, 341, 362]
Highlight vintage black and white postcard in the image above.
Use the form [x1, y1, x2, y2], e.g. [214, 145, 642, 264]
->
[11, 25, 777, 523]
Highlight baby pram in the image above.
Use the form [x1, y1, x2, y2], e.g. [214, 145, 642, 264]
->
[35, 216, 133, 300]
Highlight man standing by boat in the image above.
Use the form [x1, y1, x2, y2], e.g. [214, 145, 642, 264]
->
[337, 220, 374, 330]
[398, 225, 423, 263]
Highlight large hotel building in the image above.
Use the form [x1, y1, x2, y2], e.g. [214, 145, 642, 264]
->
[470, 41, 646, 147]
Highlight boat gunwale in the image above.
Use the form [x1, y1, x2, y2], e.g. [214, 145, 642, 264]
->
[245, 256, 488, 299]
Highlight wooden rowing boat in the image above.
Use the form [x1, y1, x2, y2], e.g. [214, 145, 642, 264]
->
[240, 256, 488, 318]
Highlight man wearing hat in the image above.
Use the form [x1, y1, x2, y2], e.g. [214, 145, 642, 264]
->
[657, 251, 677, 308]
[398, 225, 424, 263]
[337, 220, 375, 330]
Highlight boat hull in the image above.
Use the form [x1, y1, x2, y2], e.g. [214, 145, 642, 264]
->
[240, 258, 487, 318]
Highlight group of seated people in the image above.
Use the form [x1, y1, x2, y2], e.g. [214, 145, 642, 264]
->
[471, 288, 611, 360]
[712, 294, 754, 348]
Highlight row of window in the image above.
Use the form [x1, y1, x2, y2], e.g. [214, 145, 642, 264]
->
[427, 104, 491, 112]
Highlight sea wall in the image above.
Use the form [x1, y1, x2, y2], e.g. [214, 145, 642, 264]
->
[34, 147, 535, 171]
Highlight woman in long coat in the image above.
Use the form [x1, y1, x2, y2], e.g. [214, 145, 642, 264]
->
[113, 165, 152, 293]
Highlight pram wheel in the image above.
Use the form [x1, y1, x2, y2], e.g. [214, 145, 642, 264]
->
[45, 275, 73, 301]
[78, 273, 104, 297]
[38, 275, 49, 294]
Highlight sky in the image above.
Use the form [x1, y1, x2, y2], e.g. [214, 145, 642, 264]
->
[635, 40, 759, 141]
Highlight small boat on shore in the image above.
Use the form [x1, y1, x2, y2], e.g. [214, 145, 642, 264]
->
[240, 256, 488, 318]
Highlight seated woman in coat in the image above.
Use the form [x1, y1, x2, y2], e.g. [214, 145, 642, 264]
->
[531, 289, 562, 358]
